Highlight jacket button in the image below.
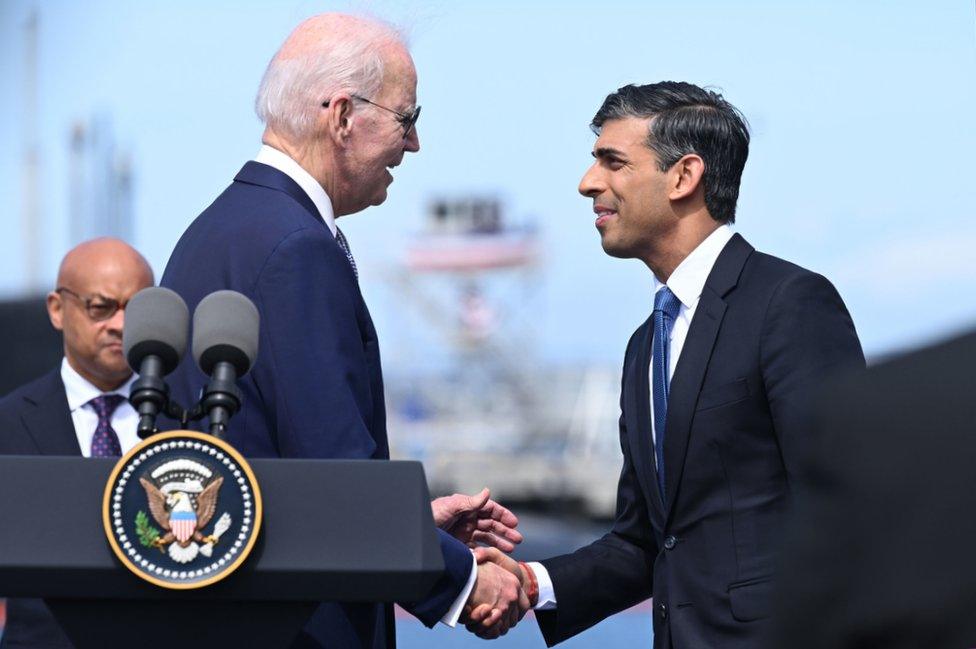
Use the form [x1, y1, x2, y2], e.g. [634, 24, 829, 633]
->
[664, 535, 677, 550]
[658, 602, 668, 620]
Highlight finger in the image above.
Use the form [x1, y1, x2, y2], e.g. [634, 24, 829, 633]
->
[479, 607, 502, 628]
[473, 545, 502, 564]
[471, 531, 516, 553]
[468, 487, 490, 511]
[517, 587, 531, 619]
[475, 518, 524, 544]
[468, 603, 493, 622]
[479, 500, 519, 528]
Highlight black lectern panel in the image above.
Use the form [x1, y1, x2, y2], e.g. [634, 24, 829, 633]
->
[0, 456, 446, 649]
[0, 457, 444, 601]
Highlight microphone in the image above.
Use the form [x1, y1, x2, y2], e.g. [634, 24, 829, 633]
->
[123, 287, 190, 438]
[191, 290, 260, 439]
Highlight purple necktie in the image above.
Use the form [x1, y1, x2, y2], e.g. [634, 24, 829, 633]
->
[88, 394, 126, 457]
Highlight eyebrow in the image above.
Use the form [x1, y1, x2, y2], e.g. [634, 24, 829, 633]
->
[593, 146, 626, 159]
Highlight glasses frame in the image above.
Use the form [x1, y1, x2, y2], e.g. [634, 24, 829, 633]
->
[322, 94, 421, 140]
[55, 287, 128, 322]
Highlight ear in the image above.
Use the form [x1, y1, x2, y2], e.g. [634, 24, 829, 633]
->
[47, 291, 64, 331]
[669, 154, 705, 201]
[324, 93, 355, 146]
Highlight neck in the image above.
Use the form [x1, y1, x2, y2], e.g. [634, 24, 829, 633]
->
[262, 128, 340, 210]
[643, 209, 722, 283]
[66, 356, 130, 393]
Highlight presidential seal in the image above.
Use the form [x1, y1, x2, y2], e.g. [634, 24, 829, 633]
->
[103, 430, 262, 589]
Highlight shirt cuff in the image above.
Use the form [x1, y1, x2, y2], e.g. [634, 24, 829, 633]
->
[528, 561, 557, 610]
[440, 551, 478, 627]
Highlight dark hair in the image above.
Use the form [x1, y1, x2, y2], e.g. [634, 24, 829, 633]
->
[591, 82, 750, 224]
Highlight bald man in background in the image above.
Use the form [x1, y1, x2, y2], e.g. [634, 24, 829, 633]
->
[0, 237, 154, 649]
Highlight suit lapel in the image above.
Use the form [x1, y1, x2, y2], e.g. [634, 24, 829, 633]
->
[662, 234, 754, 519]
[625, 318, 666, 521]
[21, 369, 82, 456]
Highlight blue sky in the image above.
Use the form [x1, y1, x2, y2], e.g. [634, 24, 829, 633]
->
[1, 0, 974, 363]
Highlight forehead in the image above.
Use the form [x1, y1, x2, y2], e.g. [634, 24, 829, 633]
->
[377, 46, 417, 105]
[594, 117, 654, 155]
[68, 256, 152, 297]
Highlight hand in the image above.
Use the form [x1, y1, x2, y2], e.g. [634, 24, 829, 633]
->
[431, 487, 523, 552]
[466, 547, 534, 636]
[461, 559, 529, 638]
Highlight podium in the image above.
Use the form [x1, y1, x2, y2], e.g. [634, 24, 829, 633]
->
[0, 456, 445, 649]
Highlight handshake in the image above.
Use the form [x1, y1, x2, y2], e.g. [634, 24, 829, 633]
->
[431, 488, 540, 638]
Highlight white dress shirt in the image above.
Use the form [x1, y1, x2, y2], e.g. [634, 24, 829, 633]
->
[253, 145, 478, 626]
[61, 357, 140, 457]
[529, 224, 736, 610]
[254, 145, 338, 236]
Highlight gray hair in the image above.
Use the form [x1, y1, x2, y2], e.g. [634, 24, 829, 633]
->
[255, 16, 405, 140]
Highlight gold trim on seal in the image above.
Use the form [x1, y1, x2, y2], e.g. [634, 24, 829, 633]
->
[102, 430, 263, 590]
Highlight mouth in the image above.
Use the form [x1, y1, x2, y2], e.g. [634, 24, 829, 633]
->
[594, 205, 618, 228]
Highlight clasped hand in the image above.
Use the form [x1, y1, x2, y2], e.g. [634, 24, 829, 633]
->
[431, 489, 532, 637]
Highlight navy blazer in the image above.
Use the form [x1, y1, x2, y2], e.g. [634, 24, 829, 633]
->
[0, 368, 78, 649]
[160, 162, 471, 649]
[535, 234, 865, 648]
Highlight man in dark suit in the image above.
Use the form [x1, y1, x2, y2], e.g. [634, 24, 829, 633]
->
[765, 330, 976, 649]
[471, 82, 865, 647]
[0, 238, 154, 649]
[160, 13, 526, 649]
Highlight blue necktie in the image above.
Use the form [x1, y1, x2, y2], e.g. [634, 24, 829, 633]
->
[89, 394, 126, 457]
[335, 227, 359, 280]
[652, 286, 682, 501]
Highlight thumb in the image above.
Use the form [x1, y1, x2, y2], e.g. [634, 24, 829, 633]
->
[468, 487, 491, 511]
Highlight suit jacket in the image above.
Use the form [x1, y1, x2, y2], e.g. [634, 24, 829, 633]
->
[536, 234, 864, 648]
[160, 162, 472, 649]
[765, 330, 976, 649]
[0, 368, 79, 649]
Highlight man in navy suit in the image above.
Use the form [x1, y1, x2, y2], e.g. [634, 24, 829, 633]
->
[0, 238, 154, 648]
[471, 82, 865, 647]
[160, 13, 526, 649]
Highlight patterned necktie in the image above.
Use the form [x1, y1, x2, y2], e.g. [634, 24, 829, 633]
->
[335, 227, 359, 280]
[88, 394, 126, 457]
[652, 286, 682, 501]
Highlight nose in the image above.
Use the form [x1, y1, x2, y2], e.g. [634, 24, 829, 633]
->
[578, 162, 604, 198]
[106, 305, 126, 335]
[404, 125, 420, 153]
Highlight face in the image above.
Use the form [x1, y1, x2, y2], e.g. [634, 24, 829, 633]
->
[341, 49, 420, 213]
[48, 253, 153, 391]
[578, 117, 676, 261]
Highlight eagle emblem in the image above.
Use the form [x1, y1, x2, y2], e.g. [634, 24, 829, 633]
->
[137, 459, 232, 564]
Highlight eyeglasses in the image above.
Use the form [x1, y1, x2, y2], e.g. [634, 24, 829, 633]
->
[56, 287, 129, 322]
[322, 95, 421, 140]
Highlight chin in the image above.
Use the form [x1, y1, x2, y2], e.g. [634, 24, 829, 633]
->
[600, 235, 632, 260]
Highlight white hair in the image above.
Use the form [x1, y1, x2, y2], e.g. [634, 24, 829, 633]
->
[255, 16, 405, 140]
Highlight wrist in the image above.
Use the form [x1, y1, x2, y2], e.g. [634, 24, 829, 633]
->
[518, 561, 539, 608]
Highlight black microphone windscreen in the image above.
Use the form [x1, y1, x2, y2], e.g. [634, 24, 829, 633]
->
[123, 287, 190, 375]
[192, 290, 260, 376]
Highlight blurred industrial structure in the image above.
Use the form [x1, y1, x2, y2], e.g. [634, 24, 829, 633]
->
[18, 10, 134, 297]
[386, 197, 622, 518]
[69, 116, 135, 245]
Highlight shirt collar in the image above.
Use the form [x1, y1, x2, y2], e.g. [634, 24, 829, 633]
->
[60, 357, 136, 413]
[654, 224, 736, 308]
[254, 144, 338, 236]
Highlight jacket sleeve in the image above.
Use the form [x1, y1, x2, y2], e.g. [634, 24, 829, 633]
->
[535, 332, 657, 646]
[759, 271, 865, 487]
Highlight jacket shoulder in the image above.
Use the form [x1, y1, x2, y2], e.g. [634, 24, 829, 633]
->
[0, 368, 61, 413]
